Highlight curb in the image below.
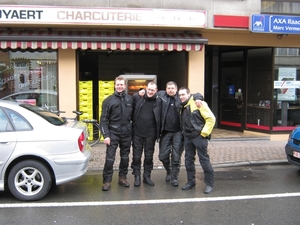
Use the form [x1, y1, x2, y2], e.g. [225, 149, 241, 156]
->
[87, 160, 289, 172]
[212, 160, 289, 168]
[211, 137, 270, 142]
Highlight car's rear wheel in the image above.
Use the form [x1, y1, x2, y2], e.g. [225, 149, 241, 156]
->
[8, 160, 52, 201]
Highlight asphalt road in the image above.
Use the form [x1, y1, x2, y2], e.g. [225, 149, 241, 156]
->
[1, 165, 300, 225]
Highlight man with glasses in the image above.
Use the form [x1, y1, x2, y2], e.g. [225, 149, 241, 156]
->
[131, 82, 161, 187]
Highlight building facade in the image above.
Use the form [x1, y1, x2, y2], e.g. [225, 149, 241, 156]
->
[0, 0, 299, 136]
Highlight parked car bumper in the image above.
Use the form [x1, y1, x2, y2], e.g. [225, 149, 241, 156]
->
[285, 143, 300, 167]
[52, 148, 92, 185]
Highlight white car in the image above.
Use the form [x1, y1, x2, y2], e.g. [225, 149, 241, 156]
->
[0, 100, 91, 201]
[1, 89, 58, 111]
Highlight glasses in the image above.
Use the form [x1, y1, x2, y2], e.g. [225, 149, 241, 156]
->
[147, 88, 156, 92]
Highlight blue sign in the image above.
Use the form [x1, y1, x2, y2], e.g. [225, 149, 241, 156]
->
[250, 14, 300, 34]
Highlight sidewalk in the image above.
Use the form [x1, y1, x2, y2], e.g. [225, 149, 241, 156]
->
[88, 137, 288, 171]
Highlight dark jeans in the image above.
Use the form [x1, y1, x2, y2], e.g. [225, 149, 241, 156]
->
[159, 131, 183, 166]
[131, 134, 156, 177]
[183, 135, 214, 187]
[102, 133, 131, 183]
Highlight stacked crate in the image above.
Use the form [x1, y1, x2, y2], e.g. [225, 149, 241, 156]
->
[99, 80, 114, 141]
[79, 81, 93, 141]
[99, 80, 114, 120]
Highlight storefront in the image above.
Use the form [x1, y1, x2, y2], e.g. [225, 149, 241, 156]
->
[202, 14, 300, 135]
[0, 5, 207, 119]
[1, 3, 300, 137]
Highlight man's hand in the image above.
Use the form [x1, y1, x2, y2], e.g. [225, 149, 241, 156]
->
[195, 99, 202, 108]
[104, 137, 111, 145]
[139, 89, 145, 97]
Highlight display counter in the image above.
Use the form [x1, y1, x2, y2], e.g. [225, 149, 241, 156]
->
[247, 103, 300, 126]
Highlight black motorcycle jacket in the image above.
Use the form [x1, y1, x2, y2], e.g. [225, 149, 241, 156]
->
[180, 95, 215, 139]
[132, 92, 161, 139]
[157, 90, 181, 134]
[100, 90, 133, 138]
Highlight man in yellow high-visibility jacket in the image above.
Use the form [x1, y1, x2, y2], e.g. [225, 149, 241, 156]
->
[178, 87, 215, 194]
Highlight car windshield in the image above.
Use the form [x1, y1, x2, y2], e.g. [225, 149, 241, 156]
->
[20, 104, 65, 125]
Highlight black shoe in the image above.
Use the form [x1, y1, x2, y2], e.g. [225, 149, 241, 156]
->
[118, 176, 130, 187]
[204, 185, 213, 194]
[102, 182, 111, 191]
[181, 183, 195, 190]
[134, 175, 141, 187]
[143, 177, 155, 186]
[171, 179, 179, 187]
[165, 174, 171, 182]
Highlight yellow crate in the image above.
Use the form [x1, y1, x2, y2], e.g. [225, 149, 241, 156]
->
[79, 105, 92, 113]
[79, 81, 93, 88]
[79, 88, 93, 94]
[80, 107, 93, 114]
[86, 123, 102, 141]
[99, 93, 111, 100]
[79, 99, 93, 107]
[99, 80, 114, 88]
[99, 87, 114, 93]
[80, 115, 93, 121]
[79, 93, 93, 101]
[86, 123, 94, 141]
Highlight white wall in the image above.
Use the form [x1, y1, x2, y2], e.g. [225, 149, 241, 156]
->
[58, 48, 77, 118]
[188, 49, 205, 95]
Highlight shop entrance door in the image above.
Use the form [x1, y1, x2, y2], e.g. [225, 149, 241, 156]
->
[218, 50, 246, 131]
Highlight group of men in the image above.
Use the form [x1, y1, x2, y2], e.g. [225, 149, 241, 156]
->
[99, 76, 215, 194]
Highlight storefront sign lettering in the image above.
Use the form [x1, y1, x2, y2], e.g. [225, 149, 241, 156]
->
[0, 9, 43, 19]
[57, 11, 142, 21]
[251, 14, 300, 34]
[18, 74, 55, 89]
[0, 72, 55, 86]
[0, 6, 207, 28]
[0, 74, 18, 85]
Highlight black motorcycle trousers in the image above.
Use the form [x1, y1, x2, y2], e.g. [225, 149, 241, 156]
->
[131, 134, 156, 177]
[159, 131, 183, 171]
[183, 135, 214, 187]
[102, 133, 131, 183]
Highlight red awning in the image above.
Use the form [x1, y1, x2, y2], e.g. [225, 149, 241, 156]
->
[0, 30, 207, 51]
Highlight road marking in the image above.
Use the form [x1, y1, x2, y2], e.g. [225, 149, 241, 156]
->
[1, 192, 300, 208]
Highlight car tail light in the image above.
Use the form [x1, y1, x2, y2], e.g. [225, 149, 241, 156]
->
[78, 132, 85, 152]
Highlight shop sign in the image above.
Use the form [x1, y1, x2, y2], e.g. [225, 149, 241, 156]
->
[275, 67, 297, 102]
[0, 5, 207, 28]
[250, 14, 300, 34]
[274, 80, 300, 89]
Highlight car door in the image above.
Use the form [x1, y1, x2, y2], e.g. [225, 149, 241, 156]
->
[0, 107, 17, 177]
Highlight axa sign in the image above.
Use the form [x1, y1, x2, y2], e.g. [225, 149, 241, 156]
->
[250, 14, 300, 34]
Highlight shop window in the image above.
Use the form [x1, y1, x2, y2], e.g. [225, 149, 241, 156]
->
[275, 48, 300, 56]
[261, 1, 300, 14]
[246, 48, 273, 130]
[0, 49, 58, 110]
[273, 48, 300, 130]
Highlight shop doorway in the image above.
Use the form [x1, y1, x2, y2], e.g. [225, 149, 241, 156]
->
[219, 49, 246, 132]
[206, 46, 274, 133]
[78, 50, 188, 120]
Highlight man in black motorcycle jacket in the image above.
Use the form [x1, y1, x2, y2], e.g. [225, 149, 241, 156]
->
[179, 87, 215, 194]
[100, 76, 133, 191]
[158, 81, 205, 187]
[131, 82, 161, 187]
[157, 81, 183, 187]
